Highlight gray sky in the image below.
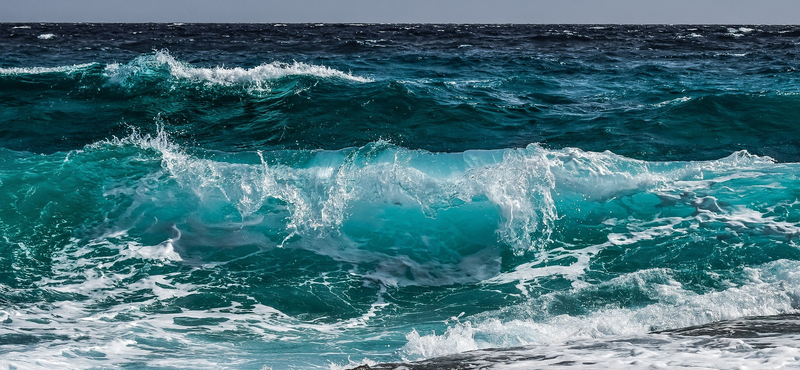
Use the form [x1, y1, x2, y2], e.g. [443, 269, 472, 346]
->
[3, 0, 800, 24]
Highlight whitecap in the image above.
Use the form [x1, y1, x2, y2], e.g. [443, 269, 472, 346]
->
[0, 62, 96, 75]
[653, 96, 691, 107]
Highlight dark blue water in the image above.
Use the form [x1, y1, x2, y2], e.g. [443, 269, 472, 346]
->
[1, 24, 800, 369]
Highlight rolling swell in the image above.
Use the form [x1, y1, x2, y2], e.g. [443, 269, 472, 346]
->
[2, 47, 800, 160]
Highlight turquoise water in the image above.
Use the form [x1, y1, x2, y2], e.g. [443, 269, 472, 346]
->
[1, 24, 800, 369]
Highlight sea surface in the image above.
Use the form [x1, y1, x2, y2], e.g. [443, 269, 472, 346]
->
[1, 23, 800, 369]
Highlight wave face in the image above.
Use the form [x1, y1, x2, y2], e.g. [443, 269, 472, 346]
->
[1, 24, 800, 370]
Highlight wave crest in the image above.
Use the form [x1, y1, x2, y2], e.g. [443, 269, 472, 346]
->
[104, 50, 372, 89]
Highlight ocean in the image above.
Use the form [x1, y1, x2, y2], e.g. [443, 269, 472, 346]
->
[1, 23, 800, 369]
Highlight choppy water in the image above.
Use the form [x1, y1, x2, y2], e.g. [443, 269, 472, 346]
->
[1, 24, 800, 369]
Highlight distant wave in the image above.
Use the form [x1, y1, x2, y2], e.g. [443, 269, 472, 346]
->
[0, 62, 98, 75]
[0, 50, 373, 87]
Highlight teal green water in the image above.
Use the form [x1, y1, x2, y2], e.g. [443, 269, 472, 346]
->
[1, 24, 800, 369]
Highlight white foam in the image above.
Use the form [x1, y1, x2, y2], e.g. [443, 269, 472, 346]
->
[0, 63, 96, 75]
[0, 228, 365, 369]
[653, 96, 691, 107]
[725, 28, 749, 38]
[37, 33, 55, 40]
[488, 242, 605, 291]
[607, 216, 687, 246]
[93, 129, 798, 290]
[402, 259, 800, 361]
[677, 33, 704, 39]
[119, 236, 183, 262]
[328, 358, 378, 370]
[104, 50, 372, 90]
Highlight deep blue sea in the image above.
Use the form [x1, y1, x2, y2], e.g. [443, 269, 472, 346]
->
[2, 23, 800, 369]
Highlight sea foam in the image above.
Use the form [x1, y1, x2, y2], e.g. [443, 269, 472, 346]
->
[402, 259, 800, 361]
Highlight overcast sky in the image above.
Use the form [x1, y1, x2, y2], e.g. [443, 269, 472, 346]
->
[3, 0, 800, 24]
